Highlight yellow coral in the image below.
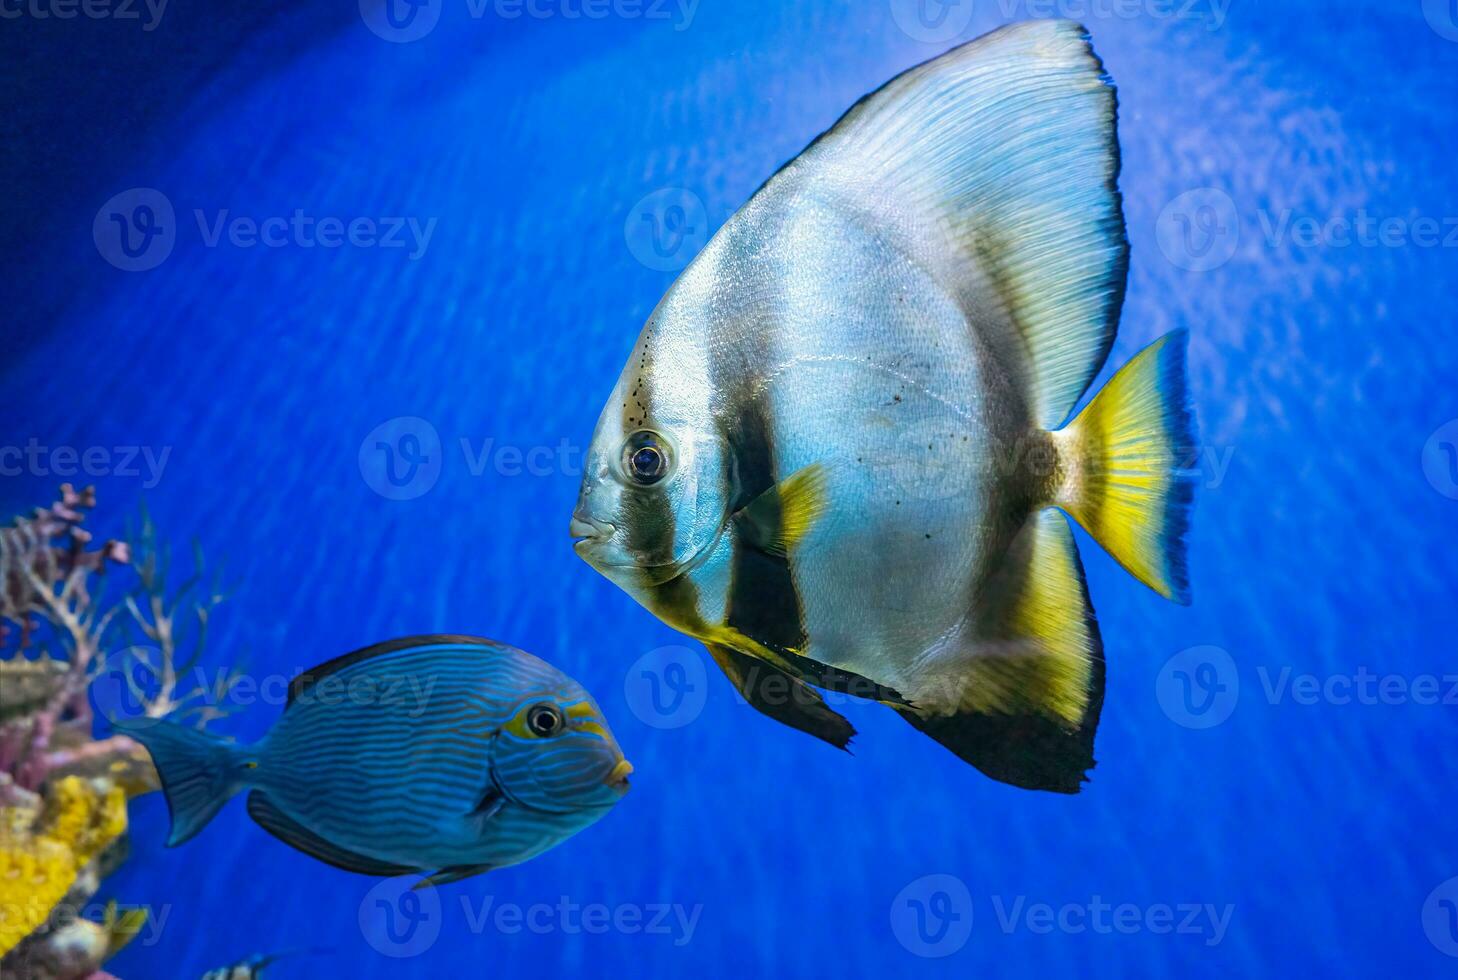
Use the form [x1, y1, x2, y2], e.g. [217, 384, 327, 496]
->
[0, 834, 76, 956]
[0, 777, 129, 957]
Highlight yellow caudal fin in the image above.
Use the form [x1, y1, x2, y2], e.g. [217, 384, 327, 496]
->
[1052, 330, 1195, 604]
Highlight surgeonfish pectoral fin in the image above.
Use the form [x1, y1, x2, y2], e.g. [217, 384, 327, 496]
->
[902, 510, 1104, 793]
[705, 643, 856, 751]
[796, 19, 1128, 430]
[730, 463, 829, 558]
[246, 791, 421, 877]
[471, 786, 505, 820]
[416, 864, 494, 889]
[1052, 329, 1195, 604]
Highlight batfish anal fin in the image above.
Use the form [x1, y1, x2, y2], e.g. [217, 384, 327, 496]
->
[246, 791, 420, 877]
[705, 643, 856, 751]
[902, 510, 1104, 793]
[731, 462, 830, 558]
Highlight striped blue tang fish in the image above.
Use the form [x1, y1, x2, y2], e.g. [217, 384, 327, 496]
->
[571, 20, 1194, 793]
[119, 636, 632, 887]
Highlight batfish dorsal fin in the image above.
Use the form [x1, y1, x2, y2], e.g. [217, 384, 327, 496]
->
[287, 634, 499, 706]
[246, 791, 420, 877]
[901, 509, 1105, 793]
[792, 19, 1127, 429]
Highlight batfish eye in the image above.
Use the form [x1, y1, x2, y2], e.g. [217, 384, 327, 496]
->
[527, 703, 564, 737]
[621, 430, 671, 485]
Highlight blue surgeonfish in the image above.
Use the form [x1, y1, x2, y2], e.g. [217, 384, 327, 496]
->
[571, 20, 1194, 792]
[119, 636, 633, 886]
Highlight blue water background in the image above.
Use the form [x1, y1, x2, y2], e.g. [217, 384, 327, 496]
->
[3, 1, 1457, 976]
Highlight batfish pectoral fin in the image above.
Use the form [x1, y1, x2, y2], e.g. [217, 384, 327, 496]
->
[705, 643, 856, 751]
[415, 864, 494, 890]
[902, 510, 1104, 793]
[246, 791, 421, 877]
[731, 462, 830, 558]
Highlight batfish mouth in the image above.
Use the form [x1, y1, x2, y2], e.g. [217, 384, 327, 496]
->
[570, 515, 616, 549]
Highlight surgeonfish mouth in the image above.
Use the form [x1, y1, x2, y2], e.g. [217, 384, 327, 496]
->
[605, 759, 634, 792]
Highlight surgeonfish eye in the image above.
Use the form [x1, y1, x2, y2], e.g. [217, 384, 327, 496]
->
[621, 430, 671, 485]
[526, 703, 565, 737]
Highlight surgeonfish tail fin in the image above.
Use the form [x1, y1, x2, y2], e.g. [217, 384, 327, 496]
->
[1052, 329, 1195, 604]
[114, 718, 249, 846]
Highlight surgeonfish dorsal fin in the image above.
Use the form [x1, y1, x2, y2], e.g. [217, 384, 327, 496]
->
[246, 792, 420, 877]
[900, 509, 1104, 793]
[731, 462, 829, 558]
[796, 19, 1127, 429]
[287, 634, 500, 706]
